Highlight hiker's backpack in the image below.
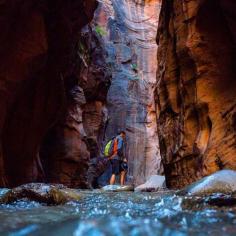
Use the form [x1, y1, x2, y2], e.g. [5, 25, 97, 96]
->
[103, 137, 117, 157]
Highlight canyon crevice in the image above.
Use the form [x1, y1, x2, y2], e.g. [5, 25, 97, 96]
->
[0, 0, 236, 189]
[93, 0, 163, 185]
[40, 0, 164, 187]
[0, 0, 163, 188]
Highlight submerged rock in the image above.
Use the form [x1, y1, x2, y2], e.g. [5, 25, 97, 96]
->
[0, 183, 82, 205]
[181, 170, 236, 195]
[0, 188, 10, 197]
[181, 193, 236, 211]
[135, 175, 165, 192]
[87, 157, 110, 189]
[101, 185, 134, 192]
[205, 193, 236, 207]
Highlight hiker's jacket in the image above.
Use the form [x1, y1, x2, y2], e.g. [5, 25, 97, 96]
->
[113, 135, 125, 160]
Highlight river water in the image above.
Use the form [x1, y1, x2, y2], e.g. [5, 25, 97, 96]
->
[1, 190, 236, 236]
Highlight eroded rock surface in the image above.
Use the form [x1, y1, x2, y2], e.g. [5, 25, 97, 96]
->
[94, 0, 163, 186]
[39, 26, 111, 188]
[0, 0, 163, 188]
[0, 0, 98, 187]
[156, 0, 236, 188]
[0, 183, 82, 205]
[135, 175, 165, 192]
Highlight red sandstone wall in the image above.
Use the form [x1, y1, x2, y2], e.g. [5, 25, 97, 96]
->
[0, 0, 97, 187]
[156, 0, 236, 188]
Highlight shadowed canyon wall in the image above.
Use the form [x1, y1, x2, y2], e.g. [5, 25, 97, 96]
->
[0, 0, 163, 188]
[0, 0, 98, 187]
[2, 0, 235, 189]
[156, 0, 236, 188]
[40, 25, 111, 188]
[93, 0, 163, 185]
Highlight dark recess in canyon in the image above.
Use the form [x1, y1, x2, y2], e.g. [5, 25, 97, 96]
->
[39, 24, 111, 188]
[0, 0, 99, 187]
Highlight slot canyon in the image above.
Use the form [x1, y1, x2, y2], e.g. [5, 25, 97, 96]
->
[0, 0, 236, 235]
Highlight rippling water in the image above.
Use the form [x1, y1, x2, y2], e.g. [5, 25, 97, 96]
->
[1, 190, 236, 236]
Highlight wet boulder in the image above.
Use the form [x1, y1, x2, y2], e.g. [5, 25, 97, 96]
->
[87, 157, 110, 189]
[0, 183, 82, 205]
[135, 175, 166, 192]
[181, 193, 236, 211]
[101, 185, 134, 192]
[181, 170, 236, 195]
[204, 193, 236, 207]
[0, 188, 10, 197]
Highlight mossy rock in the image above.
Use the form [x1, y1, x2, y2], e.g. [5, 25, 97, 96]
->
[0, 183, 82, 205]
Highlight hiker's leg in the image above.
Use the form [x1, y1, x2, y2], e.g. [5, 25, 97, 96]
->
[110, 174, 116, 185]
[110, 159, 119, 185]
[119, 161, 128, 185]
[120, 171, 126, 185]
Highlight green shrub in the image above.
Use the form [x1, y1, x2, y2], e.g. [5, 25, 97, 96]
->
[78, 41, 85, 52]
[95, 25, 107, 36]
[128, 75, 139, 81]
[131, 63, 138, 71]
[78, 41, 89, 67]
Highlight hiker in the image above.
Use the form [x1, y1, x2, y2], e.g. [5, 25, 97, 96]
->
[108, 131, 128, 185]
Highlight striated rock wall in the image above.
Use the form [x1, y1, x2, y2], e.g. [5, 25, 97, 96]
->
[94, 0, 163, 185]
[156, 0, 236, 188]
[0, 0, 163, 188]
[40, 26, 111, 188]
[0, 0, 98, 187]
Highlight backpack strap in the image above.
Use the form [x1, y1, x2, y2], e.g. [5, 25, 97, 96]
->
[113, 138, 118, 155]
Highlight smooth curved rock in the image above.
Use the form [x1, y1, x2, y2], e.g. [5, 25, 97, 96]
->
[101, 185, 134, 192]
[181, 170, 236, 195]
[0, 0, 98, 187]
[0, 183, 82, 205]
[156, 0, 236, 188]
[94, 0, 163, 186]
[0, 188, 10, 197]
[134, 175, 165, 192]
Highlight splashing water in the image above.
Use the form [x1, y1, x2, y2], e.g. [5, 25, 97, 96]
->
[1, 190, 236, 236]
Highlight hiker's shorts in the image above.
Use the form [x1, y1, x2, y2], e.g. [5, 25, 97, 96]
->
[111, 159, 120, 175]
